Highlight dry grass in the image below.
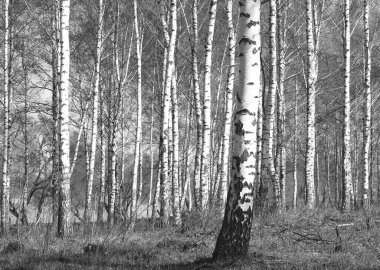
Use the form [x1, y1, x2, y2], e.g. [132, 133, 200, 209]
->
[1, 207, 380, 269]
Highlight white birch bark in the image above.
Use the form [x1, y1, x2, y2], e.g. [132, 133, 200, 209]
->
[130, 0, 142, 228]
[219, 0, 235, 207]
[1, 0, 10, 234]
[57, 0, 72, 236]
[200, 0, 218, 209]
[342, 0, 353, 211]
[213, 0, 260, 259]
[191, 0, 202, 208]
[305, 0, 316, 209]
[171, 71, 181, 226]
[84, 0, 104, 222]
[160, 0, 177, 226]
[293, 79, 298, 208]
[363, 0, 371, 210]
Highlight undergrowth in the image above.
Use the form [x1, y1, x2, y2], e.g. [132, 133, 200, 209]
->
[1, 206, 380, 269]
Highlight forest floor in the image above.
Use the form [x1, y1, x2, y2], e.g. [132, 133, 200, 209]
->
[1, 207, 380, 269]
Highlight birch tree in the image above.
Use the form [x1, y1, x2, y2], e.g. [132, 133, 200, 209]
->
[219, 0, 235, 207]
[342, 0, 353, 211]
[192, 0, 202, 208]
[261, 0, 279, 210]
[1, 0, 11, 234]
[200, 0, 218, 209]
[213, 0, 260, 259]
[57, 0, 72, 237]
[130, 0, 142, 229]
[160, 0, 177, 226]
[84, 0, 104, 223]
[363, 0, 371, 210]
[305, 0, 316, 209]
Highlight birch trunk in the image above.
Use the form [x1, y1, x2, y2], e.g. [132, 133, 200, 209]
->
[191, 0, 202, 208]
[21, 46, 29, 225]
[1, 0, 10, 234]
[213, 0, 260, 259]
[293, 79, 298, 208]
[342, 0, 353, 211]
[84, 0, 104, 222]
[51, 0, 60, 228]
[130, 0, 142, 229]
[171, 71, 181, 226]
[305, 0, 316, 209]
[57, 0, 72, 237]
[219, 0, 235, 207]
[363, 0, 371, 210]
[160, 0, 177, 226]
[200, 0, 218, 209]
[97, 86, 106, 222]
[277, 2, 287, 211]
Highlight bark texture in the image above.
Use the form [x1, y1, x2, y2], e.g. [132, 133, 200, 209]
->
[213, 0, 260, 259]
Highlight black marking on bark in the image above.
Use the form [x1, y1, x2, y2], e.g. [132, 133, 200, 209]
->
[244, 140, 251, 144]
[239, 36, 255, 45]
[240, 149, 250, 162]
[247, 21, 258, 28]
[236, 92, 242, 103]
[236, 109, 254, 115]
[240, 12, 250, 18]
[235, 120, 244, 136]
[252, 48, 259, 54]
[247, 82, 254, 85]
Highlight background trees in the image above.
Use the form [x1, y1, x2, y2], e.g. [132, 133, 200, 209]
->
[0, 0, 379, 246]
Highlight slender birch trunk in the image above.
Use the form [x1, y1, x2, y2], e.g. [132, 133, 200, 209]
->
[191, 0, 202, 208]
[277, 1, 287, 211]
[21, 46, 29, 225]
[148, 84, 155, 217]
[97, 86, 106, 222]
[213, 0, 260, 259]
[57, 0, 72, 237]
[219, 0, 235, 208]
[160, 0, 177, 226]
[1, 0, 10, 234]
[84, 0, 104, 222]
[130, 0, 142, 229]
[293, 79, 298, 208]
[342, 0, 353, 211]
[363, 0, 371, 210]
[200, 0, 218, 209]
[171, 71, 181, 226]
[305, 0, 316, 209]
[51, 0, 60, 228]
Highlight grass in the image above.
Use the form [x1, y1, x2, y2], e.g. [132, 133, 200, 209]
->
[1, 207, 380, 269]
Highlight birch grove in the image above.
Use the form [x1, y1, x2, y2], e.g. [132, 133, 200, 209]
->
[0, 0, 380, 265]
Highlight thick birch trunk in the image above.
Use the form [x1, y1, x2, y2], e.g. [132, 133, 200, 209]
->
[85, 0, 104, 222]
[219, 0, 235, 208]
[213, 0, 260, 259]
[57, 0, 72, 237]
[200, 0, 218, 209]
[342, 0, 353, 211]
[363, 0, 371, 210]
[305, 0, 316, 209]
